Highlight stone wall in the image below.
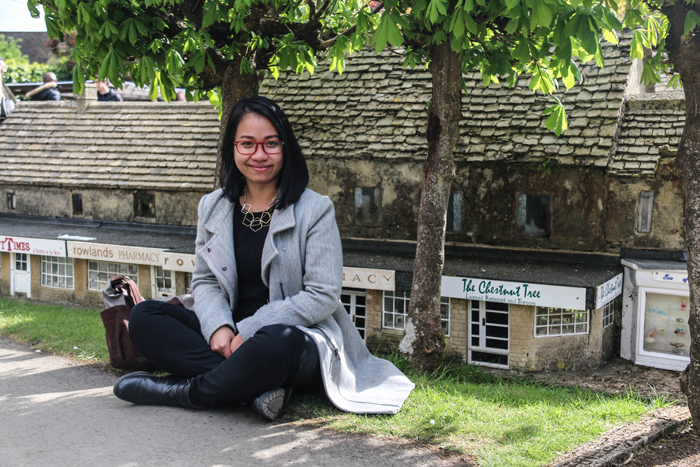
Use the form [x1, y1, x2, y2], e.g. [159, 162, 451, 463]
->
[1, 184, 206, 225]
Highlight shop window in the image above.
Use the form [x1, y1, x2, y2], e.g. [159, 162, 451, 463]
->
[440, 296, 451, 336]
[383, 290, 450, 334]
[88, 261, 138, 291]
[7, 192, 16, 210]
[185, 273, 193, 291]
[637, 191, 654, 233]
[535, 307, 588, 336]
[134, 192, 156, 218]
[41, 256, 74, 289]
[516, 194, 551, 238]
[603, 301, 614, 329]
[354, 187, 381, 226]
[383, 290, 410, 330]
[72, 193, 83, 215]
[446, 192, 463, 233]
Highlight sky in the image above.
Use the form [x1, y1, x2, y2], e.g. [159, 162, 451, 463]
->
[0, 0, 46, 32]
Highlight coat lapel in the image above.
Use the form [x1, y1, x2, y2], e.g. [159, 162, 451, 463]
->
[261, 204, 296, 287]
[203, 196, 237, 294]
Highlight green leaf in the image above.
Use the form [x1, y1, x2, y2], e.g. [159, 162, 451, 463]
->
[450, 9, 465, 38]
[505, 0, 519, 9]
[666, 74, 682, 91]
[684, 10, 700, 36]
[601, 27, 618, 45]
[373, 13, 403, 52]
[202, 5, 219, 28]
[427, 0, 448, 23]
[543, 101, 568, 136]
[72, 65, 85, 95]
[464, 13, 477, 34]
[533, 0, 553, 28]
[630, 30, 644, 61]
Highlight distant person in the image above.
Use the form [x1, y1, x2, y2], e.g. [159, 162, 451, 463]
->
[0, 56, 16, 122]
[96, 79, 123, 102]
[26, 72, 61, 101]
[175, 91, 186, 102]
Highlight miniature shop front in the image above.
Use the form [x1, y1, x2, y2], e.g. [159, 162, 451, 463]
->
[621, 256, 690, 372]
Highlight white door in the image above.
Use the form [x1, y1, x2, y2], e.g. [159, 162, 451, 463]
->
[468, 300, 509, 368]
[151, 266, 176, 298]
[341, 289, 367, 340]
[11, 253, 31, 297]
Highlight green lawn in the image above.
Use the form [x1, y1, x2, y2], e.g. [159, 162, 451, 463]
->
[0, 297, 668, 467]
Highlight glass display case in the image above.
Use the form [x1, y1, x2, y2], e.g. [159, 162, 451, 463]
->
[621, 258, 690, 372]
[641, 291, 690, 358]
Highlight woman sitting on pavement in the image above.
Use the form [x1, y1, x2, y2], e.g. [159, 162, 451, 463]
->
[113, 96, 414, 420]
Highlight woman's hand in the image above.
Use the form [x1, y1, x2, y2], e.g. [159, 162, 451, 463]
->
[210, 325, 235, 358]
[230, 333, 245, 355]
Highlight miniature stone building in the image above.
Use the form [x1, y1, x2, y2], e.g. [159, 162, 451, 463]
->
[0, 37, 687, 371]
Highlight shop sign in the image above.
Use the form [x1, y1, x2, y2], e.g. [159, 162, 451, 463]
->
[342, 267, 395, 291]
[162, 253, 196, 272]
[0, 236, 65, 257]
[653, 271, 689, 285]
[441, 276, 587, 310]
[596, 273, 623, 308]
[67, 241, 163, 265]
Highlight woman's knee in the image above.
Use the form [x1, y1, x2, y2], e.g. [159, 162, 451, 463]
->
[252, 324, 310, 357]
[129, 300, 163, 342]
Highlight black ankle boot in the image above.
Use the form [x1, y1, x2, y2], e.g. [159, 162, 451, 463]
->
[113, 371, 202, 409]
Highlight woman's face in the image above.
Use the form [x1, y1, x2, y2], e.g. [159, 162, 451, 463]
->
[234, 112, 284, 189]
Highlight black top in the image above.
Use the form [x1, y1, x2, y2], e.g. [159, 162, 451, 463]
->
[98, 89, 123, 102]
[233, 200, 271, 324]
[30, 87, 61, 101]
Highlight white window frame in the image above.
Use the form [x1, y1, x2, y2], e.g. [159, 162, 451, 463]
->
[341, 289, 367, 340]
[41, 256, 74, 289]
[440, 296, 451, 336]
[383, 291, 450, 334]
[603, 300, 614, 329]
[88, 261, 139, 291]
[535, 307, 589, 337]
[383, 290, 410, 330]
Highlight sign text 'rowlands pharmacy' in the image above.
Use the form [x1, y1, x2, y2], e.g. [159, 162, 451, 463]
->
[441, 276, 587, 310]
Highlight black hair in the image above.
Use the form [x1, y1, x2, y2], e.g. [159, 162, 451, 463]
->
[220, 96, 309, 210]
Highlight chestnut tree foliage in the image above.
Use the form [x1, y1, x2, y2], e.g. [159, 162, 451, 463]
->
[28, 0, 378, 120]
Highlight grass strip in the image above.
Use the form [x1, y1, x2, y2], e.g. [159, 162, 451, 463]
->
[0, 297, 668, 466]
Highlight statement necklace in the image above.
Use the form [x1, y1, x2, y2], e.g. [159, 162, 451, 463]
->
[241, 190, 276, 232]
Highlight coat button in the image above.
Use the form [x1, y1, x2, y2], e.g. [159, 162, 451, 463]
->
[222, 266, 227, 271]
[206, 247, 211, 252]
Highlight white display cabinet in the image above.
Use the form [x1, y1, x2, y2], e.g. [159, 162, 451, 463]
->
[621, 258, 690, 372]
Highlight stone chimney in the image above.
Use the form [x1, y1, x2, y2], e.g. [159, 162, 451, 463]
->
[75, 81, 97, 112]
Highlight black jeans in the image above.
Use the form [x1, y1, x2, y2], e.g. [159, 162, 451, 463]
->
[129, 300, 323, 408]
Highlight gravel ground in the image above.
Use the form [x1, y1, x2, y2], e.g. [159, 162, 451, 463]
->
[618, 426, 700, 467]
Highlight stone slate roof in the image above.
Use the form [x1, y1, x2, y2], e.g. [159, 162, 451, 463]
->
[263, 37, 633, 170]
[608, 92, 685, 176]
[0, 101, 219, 190]
[0, 35, 685, 190]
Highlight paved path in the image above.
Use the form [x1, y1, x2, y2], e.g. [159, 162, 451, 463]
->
[0, 337, 462, 467]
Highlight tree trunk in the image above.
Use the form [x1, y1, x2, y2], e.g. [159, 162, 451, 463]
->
[214, 57, 260, 188]
[661, 0, 700, 432]
[398, 42, 462, 373]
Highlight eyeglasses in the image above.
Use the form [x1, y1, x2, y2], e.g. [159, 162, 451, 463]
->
[234, 140, 284, 155]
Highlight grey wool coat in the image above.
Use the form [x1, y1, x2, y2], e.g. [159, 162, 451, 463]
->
[191, 188, 414, 414]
